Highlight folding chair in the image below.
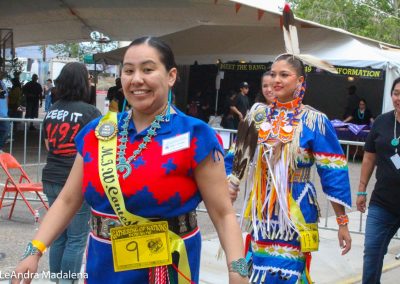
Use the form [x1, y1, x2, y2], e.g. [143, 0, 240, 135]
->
[0, 153, 48, 219]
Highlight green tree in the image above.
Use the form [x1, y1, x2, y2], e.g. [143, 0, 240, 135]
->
[48, 41, 118, 61]
[289, 0, 400, 46]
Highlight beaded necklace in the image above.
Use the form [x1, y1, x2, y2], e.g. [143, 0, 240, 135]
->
[116, 106, 167, 179]
[391, 110, 400, 150]
[260, 82, 305, 144]
[357, 109, 365, 120]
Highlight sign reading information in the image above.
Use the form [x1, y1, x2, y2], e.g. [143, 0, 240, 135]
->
[304, 65, 384, 80]
[110, 221, 172, 271]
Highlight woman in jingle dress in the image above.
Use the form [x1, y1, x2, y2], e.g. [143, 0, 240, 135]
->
[13, 37, 248, 284]
[227, 54, 352, 283]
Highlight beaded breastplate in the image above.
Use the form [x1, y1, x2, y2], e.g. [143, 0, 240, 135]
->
[258, 98, 301, 144]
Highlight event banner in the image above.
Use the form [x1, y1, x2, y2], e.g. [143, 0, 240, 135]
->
[304, 65, 384, 80]
[217, 62, 383, 80]
[218, 62, 270, 72]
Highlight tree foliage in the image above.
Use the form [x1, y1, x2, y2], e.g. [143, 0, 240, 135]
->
[48, 41, 118, 61]
[288, 0, 400, 46]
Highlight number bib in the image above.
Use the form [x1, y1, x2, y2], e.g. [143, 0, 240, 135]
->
[110, 221, 172, 272]
[299, 224, 319, 252]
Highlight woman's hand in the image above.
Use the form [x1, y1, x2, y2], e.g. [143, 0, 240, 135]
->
[11, 255, 40, 284]
[356, 195, 367, 213]
[229, 272, 249, 284]
[337, 225, 352, 255]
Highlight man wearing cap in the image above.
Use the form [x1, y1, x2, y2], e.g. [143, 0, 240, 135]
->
[231, 81, 250, 128]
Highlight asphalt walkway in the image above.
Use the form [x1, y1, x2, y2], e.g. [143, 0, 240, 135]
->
[1, 205, 400, 283]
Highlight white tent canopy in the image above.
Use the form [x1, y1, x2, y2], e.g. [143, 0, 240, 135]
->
[0, 0, 280, 47]
[94, 11, 400, 113]
[2, 0, 399, 113]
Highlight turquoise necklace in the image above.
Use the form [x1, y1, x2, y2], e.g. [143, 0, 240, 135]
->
[391, 111, 400, 149]
[116, 108, 166, 179]
[357, 109, 365, 120]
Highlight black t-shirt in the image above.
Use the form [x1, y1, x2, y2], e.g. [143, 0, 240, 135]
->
[23, 81, 42, 101]
[351, 108, 373, 125]
[42, 100, 102, 185]
[364, 111, 400, 215]
[234, 93, 250, 118]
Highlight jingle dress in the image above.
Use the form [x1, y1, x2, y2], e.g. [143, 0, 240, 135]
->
[227, 102, 351, 284]
[75, 107, 223, 284]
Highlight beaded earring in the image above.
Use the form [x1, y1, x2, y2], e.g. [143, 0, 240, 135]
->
[165, 89, 172, 122]
[293, 83, 302, 98]
[122, 98, 127, 112]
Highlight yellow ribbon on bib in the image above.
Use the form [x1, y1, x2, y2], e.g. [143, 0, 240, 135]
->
[97, 111, 192, 283]
[289, 194, 319, 253]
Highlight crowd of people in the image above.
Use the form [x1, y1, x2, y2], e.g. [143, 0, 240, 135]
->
[0, 33, 397, 284]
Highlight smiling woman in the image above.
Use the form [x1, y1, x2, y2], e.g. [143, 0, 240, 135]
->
[357, 77, 400, 283]
[227, 54, 352, 284]
[12, 37, 248, 284]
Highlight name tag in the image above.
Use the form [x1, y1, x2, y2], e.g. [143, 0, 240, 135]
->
[390, 153, 400, 170]
[299, 224, 319, 252]
[110, 221, 172, 272]
[162, 132, 190, 155]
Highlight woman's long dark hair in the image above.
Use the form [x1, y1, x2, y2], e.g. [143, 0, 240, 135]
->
[274, 54, 306, 78]
[54, 62, 90, 102]
[391, 77, 400, 94]
[127, 36, 177, 71]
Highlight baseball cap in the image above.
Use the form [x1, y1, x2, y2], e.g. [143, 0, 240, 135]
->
[239, 81, 249, 88]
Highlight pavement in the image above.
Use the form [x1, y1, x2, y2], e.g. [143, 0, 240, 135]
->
[1, 203, 400, 284]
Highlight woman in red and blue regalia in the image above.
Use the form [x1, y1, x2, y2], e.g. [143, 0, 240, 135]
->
[13, 37, 248, 284]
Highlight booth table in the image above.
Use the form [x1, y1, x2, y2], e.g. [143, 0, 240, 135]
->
[332, 121, 370, 161]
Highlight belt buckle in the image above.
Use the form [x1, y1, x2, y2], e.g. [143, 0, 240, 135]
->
[178, 215, 187, 234]
[100, 218, 119, 239]
[188, 211, 197, 229]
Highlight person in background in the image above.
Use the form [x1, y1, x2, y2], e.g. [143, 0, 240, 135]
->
[186, 90, 210, 122]
[44, 79, 54, 113]
[22, 74, 43, 130]
[357, 77, 400, 284]
[106, 77, 126, 112]
[88, 75, 96, 106]
[261, 71, 274, 105]
[227, 54, 352, 283]
[231, 81, 250, 128]
[8, 77, 23, 119]
[343, 98, 374, 126]
[42, 62, 102, 284]
[221, 90, 237, 129]
[343, 85, 361, 119]
[254, 71, 274, 105]
[0, 72, 9, 152]
[13, 36, 247, 284]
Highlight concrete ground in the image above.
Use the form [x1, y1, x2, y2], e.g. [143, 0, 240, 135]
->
[2, 204, 400, 284]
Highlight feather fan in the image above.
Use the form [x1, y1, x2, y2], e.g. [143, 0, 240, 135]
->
[232, 119, 258, 181]
[282, 4, 338, 74]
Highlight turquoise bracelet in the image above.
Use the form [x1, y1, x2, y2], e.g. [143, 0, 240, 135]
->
[356, 192, 367, 196]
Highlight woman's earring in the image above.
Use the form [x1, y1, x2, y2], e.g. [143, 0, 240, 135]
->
[165, 89, 172, 121]
[294, 84, 302, 98]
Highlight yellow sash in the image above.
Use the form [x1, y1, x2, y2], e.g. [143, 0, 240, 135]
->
[289, 195, 319, 252]
[97, 111, 192, 283]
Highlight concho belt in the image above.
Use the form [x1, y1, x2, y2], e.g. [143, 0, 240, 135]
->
[90, 210, 198, 239]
